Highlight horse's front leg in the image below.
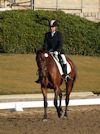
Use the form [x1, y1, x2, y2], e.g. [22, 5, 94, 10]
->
[59, 89, 63, 113]
[64, 81, 73, 117]
[41, 87, 48, 121]
[64, 93, 69, 117]
[54, 87, 62, 118]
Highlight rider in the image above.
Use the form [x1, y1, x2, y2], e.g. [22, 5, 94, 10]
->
[35, 20, 71, 83]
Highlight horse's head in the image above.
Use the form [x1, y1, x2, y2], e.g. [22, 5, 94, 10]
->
[35, 49, 49, 66]
[35, 48, 50, 77]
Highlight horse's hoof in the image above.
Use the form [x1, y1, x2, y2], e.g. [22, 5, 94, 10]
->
[43, 118, 48, 122]
[59, 107, 63, 111]
[63, 114, 68, 119]
[58, 112, 62, 118]
[60, 112, 64, 118]
[64, 115, 67, 119]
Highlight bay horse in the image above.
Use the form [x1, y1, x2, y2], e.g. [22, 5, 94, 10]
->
[35, 49, 76, 121]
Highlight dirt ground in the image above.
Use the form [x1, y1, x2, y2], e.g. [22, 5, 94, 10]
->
[0, 105, 100, 134]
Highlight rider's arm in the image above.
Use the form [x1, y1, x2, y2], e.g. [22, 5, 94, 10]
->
[57, 32, 63, 52]
[53, 32, 63, 52]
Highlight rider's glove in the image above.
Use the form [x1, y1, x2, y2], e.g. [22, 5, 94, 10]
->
[54, 51, 58, 55]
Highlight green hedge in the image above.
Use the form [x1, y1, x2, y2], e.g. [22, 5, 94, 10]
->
[0, 10, 100, 55]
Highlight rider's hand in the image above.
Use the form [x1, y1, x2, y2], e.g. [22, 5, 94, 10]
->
[54, 51, 58, 55]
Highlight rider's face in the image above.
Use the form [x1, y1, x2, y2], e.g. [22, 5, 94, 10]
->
[50, 26, 57, 32]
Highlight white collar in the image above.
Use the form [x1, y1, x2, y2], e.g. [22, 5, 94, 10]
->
[51, 31, 56, 36]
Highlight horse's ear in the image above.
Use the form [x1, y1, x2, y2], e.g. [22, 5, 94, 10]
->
[34, 48, 37, 54]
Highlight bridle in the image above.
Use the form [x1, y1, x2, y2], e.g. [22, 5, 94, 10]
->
[37, 52, 49, 78]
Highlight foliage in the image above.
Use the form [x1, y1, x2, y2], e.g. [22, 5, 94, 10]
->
[0, 10, 100, 55]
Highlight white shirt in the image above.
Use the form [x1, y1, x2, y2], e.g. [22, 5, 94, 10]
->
[51, 31, 56, 37]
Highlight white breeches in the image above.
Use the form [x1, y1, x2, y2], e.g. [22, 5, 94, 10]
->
[50, 51, 67, 64]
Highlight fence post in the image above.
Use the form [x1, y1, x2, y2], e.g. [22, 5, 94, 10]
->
[99, 0, 100, 12]
[31, 0, 34, 10]
[0, 0, 1, 7]
[56, 0, 58, 11]
[81, 0, 83, 13]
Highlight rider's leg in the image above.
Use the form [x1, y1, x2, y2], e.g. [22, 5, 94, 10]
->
[60, 54, 71, 81]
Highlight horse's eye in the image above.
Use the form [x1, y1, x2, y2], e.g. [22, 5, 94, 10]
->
[39, 58, 42, 61]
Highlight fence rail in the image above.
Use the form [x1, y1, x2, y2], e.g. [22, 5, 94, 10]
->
[0, 98, 100, 111]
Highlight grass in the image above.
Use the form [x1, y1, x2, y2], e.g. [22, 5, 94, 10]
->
[0, 54, 100, 94]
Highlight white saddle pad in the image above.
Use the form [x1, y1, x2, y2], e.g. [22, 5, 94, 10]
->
[51, 54, 71, 75]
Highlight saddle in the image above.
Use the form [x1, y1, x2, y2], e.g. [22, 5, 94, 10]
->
[50, 53, 71, 75]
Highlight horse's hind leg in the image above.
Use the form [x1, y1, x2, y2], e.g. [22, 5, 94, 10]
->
[54, 87, 62, 118]
[41, 87, 48, 121]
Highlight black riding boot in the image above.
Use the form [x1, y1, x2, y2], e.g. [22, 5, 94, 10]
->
[62, 64, 67, 74]
[35, 77, 40, 84]
[62, 64, 71, 82]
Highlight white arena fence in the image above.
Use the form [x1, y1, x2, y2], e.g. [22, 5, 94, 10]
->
[0, 98, 100, 111]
